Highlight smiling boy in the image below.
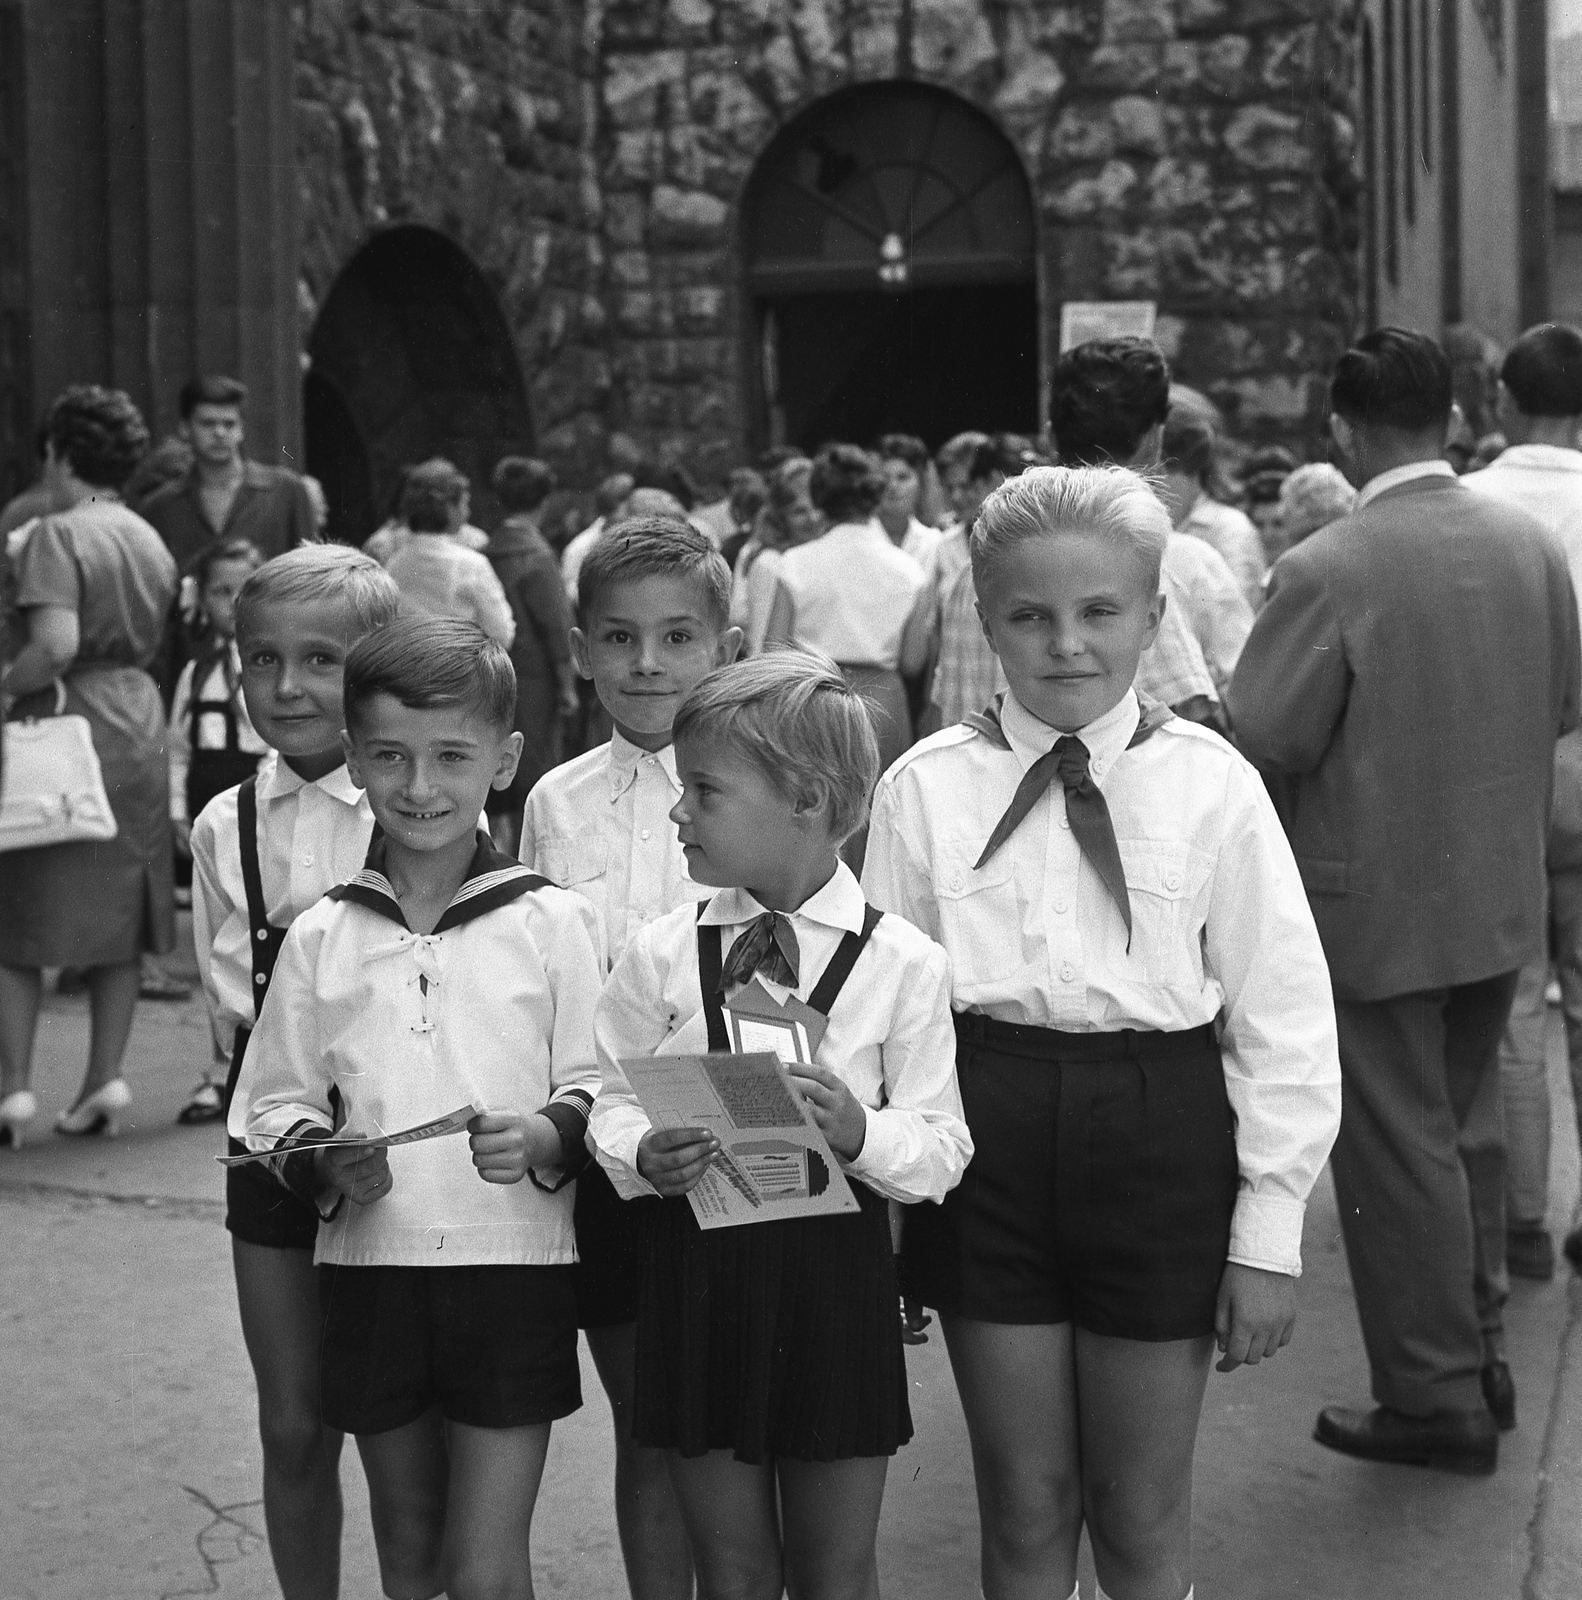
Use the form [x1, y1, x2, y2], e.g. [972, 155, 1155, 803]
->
[518, 515, 740, 1600]
[862, 464, 1342, 1600]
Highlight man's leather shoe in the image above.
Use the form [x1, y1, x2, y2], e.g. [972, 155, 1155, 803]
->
[1481, 1360, 1516, 1431]
[1313, 1405, 1497, 1476]
[1507, 1225, 1556, 1281]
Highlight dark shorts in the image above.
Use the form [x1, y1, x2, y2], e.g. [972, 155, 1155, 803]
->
[573, 1162, 649, 1329]
[318, 1263, 582, 1435]
[901, 1014, 1238, 1342]
[223, 1032, 319, 1251]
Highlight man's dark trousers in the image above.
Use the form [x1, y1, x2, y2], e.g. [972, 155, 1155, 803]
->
[1331, 971, 1520, 1417]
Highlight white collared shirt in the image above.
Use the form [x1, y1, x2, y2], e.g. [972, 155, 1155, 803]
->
[776, 519, 926, 669]
[899, 516, 943, 570]
[590, 861, 973, 1207]
[1177, 495, 1267, 611]
[191, 750, 375, 1058]
[520, 732, 708, 969]
[1463, 442, 1582, 603]
[1163, 532, 1254, 692]
[861, 688, 1341, 1275]
[168, 642, 268, 822]
[1354, 457, 1456, 511]
[230, 856, 603, 1269]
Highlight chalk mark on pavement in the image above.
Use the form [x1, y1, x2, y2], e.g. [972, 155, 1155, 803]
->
[160, 1485, 265, 1598]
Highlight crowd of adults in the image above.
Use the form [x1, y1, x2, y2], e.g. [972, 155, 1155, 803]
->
[4, 319, 1582, 1475]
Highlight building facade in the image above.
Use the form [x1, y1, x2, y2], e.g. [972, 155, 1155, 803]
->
[0, 1, 1542, 540]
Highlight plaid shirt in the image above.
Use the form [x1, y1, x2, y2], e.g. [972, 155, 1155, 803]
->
[929, 558, 1217, 725]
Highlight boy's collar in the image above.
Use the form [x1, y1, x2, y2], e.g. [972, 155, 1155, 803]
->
[699, 861, 866, 936]
[258, 749, 365, 808]
[999, 688, 1140, 774]
[329, 830, 551, 933]
[607, 730, 679, 798]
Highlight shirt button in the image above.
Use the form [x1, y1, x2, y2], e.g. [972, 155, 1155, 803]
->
[1060, 962, 1075, 982]
[1165, 872, 1182, 891]
[950, 873, 965, 892]
[640, 829, 651, 840]
[255, 928, 269, 942]
[636, 909, 647, 920]
[303, 853, 314, 865]
[1059, 816, 1071, 830]
[1053, 899, 1068, 914]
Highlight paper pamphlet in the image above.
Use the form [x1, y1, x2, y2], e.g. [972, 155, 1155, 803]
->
[218, 1104, 479, 1167]
[723, 977, 828, 1065]
[621, 1052, 859, 1230]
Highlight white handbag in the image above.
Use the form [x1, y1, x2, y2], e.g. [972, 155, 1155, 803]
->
[0, 681, 118, 852]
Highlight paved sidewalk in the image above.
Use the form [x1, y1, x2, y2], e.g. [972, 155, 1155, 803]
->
[3, 921, 1581, 1597]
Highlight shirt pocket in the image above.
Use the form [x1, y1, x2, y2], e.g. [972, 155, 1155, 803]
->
[1115, 840, 1209, 988]
[537, 834, 608, 891]
[933, 841, 1021, 988]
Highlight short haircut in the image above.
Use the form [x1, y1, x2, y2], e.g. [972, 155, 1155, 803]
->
[767, 457, 813, 508]
[622, 486, 689, 522]
[727, 467, 769, 522]
[344, 616, 517, 738]
[193, 537, 265, 590]
[875, 433, 930, 472]
[234, 543, 402, 641]
[595, 472, 637, 516]
[576, 515, 733, 628]
[936, 431, 992, 477]
[46, 385, 150, 490]
[810, 443, 886, 522]
[1051, 338, 1172, 466]
[673, 651, 880, 845]
[1162, 404, 1217, 485]
[1330, 327, 1453, 432]
[972, 464, 1172, 594]
[400, 457, 470, 531]
[1275, 462, 1356, 545]
[492, 455, 557, 512]
[1501, 323, 1582, 418]
[178, 376, 247, 419]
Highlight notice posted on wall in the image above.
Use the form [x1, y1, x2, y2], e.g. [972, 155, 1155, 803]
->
[621, 1053, 859, 1230]
[1059, 300, 1157, 352]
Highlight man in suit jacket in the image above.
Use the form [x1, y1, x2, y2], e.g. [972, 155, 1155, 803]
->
[1228, 328, 1581, 1476]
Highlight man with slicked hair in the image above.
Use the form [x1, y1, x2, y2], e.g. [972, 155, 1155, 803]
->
[1467, 322, 1582, 1282]
[1230, 327, 1581, 1475]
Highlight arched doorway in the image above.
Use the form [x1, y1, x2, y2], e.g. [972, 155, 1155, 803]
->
[744, 84, 1039, 452]
[304, 227, 533, 544]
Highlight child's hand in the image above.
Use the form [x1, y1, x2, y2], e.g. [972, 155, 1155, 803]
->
[315, 1142, 392, 1206]
[786, 1063, 867, 1161]
[637, 1127, 718, 1197]
[1213, 1262, 1296, 1372]
[468, 1110, 558, 1184]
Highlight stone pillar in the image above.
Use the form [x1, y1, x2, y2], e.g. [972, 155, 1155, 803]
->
[18, 0, 300, 463]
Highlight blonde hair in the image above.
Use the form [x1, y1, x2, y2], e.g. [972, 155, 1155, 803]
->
[672, 652, 881, 844]
[235, 543, 402, 640]
[971, 464, 1171, 594]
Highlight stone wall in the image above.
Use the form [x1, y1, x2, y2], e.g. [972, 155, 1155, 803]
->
[293, 0, 612, 490]
[292, 0, 1358, 494]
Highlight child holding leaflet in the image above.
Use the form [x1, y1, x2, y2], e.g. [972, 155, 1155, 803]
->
[862, 465, 1342, 1600]
[520, 516, 740, 1600]
[191, 544, 400, 1600]
[591, 652, 972, 1600]
[231, 617, 603, 1600]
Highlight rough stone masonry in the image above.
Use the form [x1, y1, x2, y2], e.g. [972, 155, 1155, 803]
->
[294, 0, 1357, 490]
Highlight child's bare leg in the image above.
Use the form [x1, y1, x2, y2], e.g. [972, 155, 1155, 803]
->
[940, 1315, 1082, 1600]
[1074, 1331, 1213, 1600]
[232, 1240, 345, 1600]
[441, 1418, 553, 1600]
[778, 1455, 888, 1600]
[356, 1408, 447, 1600]
[666, 1449, 782, 1600]
[586, 1321, 696, 1600]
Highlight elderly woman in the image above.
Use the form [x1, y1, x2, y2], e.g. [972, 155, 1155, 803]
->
[0, 386, 179, 1145]
[1270, 462, 1356, 561]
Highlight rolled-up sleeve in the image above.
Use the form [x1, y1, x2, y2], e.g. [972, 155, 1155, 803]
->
[1207, 759, 1343, 1275]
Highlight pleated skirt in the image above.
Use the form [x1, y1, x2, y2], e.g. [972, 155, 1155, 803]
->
[632, 1178, 912, 1464]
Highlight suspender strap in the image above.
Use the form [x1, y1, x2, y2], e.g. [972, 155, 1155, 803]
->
[805, 904, 883, 1015]
[694, 900, 885, 1053]
[237, 776, 287, 1014]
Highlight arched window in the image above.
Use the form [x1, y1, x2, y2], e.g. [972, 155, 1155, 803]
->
[305, 227, 532, 543]
[742, 83, 1038, 448]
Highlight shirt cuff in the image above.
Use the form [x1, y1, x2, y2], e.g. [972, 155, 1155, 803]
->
[844, 1104, 887, 1184]
[271, 1122, 344, 1222]
[1228, 1191, 1306, 1276]
[528, 1100, 593, 1194]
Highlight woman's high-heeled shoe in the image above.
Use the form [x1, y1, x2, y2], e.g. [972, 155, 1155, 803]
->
[55, 1079, 131, 1138]
[0, 1091, 38, 1149]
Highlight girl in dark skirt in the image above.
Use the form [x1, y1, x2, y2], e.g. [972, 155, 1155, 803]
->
[590, 653, 972, 1600]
